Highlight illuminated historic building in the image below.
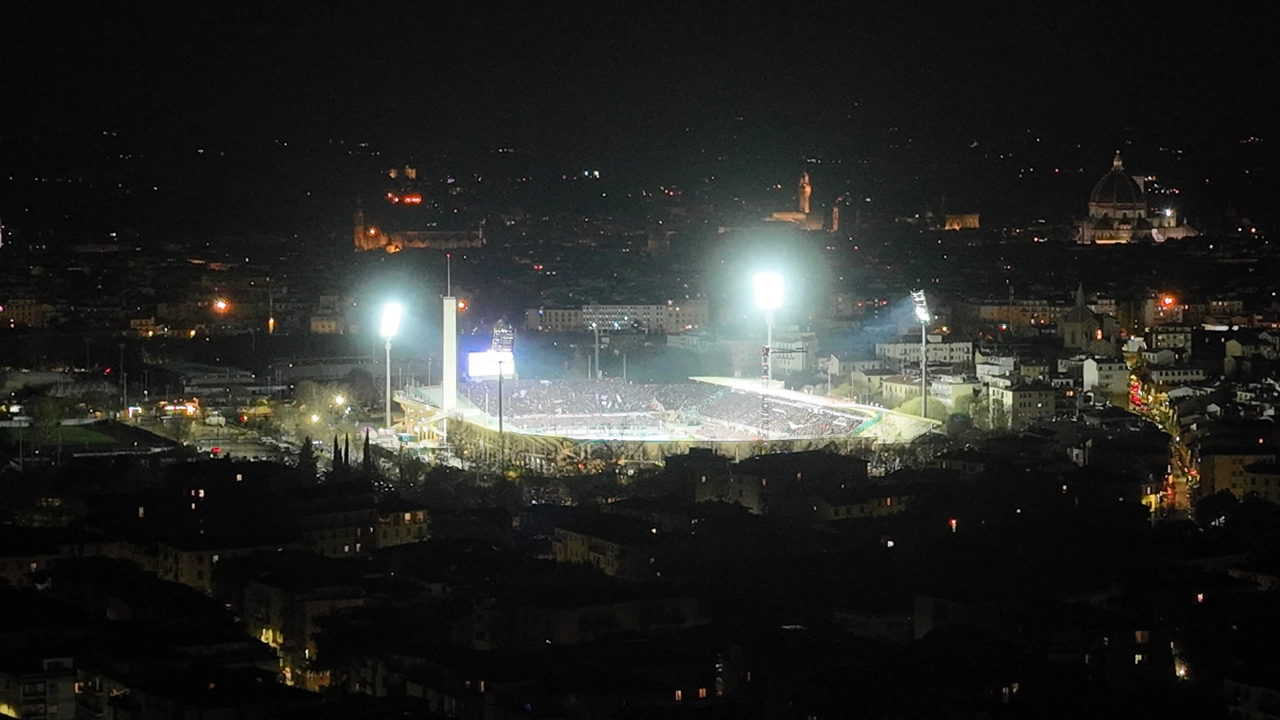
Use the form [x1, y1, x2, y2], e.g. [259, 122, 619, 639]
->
[1077, 152, 1196, 244]
[354, 205, 484, 252]
[766, 172, 839, 231]
[943, 213, 980, 230]
[353, 167, 486, 252]
[798, 172, 812, 214]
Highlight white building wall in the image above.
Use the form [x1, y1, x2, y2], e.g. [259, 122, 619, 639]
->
[1149, 368, 1206, 385]
[875, 339, 973, 365]
[1083, 359, 1129, 396]
[987, 386, 1055, 430]
[530, 301, 708, 333]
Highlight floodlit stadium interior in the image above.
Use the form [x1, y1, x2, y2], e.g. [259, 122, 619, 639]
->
[396, 376, 937, 474]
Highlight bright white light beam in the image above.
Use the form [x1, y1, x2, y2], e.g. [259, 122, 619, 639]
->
[754, 273, 784, 310]
[911, 290, 930, 324]
[380, 302, 403, 338]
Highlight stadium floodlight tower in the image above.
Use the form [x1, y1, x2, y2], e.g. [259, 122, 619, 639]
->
[753, 272, 784, 384]
[911, 290, 930, 419]
[442, 255, 458, 414]
[380, 302, 404, 430]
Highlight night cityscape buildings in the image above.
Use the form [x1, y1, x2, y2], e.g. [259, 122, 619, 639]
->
[2, 3, 1280, 718]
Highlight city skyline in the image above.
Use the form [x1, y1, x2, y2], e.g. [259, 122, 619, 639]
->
[2, 4, 1277, 238]
[4, 7, 1280, 718]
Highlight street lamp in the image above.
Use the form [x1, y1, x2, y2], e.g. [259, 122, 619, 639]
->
[380, 302, 403, 429]
[753, 273, 784, 384]
[911, 290, 930, 419]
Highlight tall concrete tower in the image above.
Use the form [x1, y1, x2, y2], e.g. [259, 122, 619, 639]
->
[442, 296, 457, 412]
[442, 254, 458, 412]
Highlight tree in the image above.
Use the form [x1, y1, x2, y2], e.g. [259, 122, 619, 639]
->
[295, 381, 324, 410]
[894, 396, 949, 422]
[346, 369, 378, 409]
[28, 396, 67, 445]
[397, 449, 424, 487]
[171, 415, 195, 443]
[952, 392, 977, 417]
[1195, 490, 1236, 524]
[299, 436, 317, 476]
[944, 413, 974, 438]
[362, 431, 372, 473]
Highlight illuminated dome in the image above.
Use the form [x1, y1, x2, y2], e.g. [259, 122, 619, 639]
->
[1078, 150, 1194, 244]
[1089, 152, 1145, 210]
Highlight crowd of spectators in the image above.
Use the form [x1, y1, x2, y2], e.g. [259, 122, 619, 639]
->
[460, 379, 875, 440]
[464, 379, 692, 416]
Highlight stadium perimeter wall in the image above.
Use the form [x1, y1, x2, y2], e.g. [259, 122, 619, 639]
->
[445, 418, 880, 475]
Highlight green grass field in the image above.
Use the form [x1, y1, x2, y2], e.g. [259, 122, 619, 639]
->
[2, 424, 120, 449]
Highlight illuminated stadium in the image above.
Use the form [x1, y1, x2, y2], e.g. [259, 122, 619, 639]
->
[389, 289, 937, 474]
[396, 376, 938, 473]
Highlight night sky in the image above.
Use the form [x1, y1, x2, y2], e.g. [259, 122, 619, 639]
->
[2, 2, 1276, 235]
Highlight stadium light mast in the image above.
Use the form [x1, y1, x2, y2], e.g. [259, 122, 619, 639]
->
[380, 302, 404, 430]
[911, 290, 930, 419]
[753, 273, 784, 385]
[497, 357, 505, 467]
[118, 343, 127, 414]
[497, 358, 504, 437]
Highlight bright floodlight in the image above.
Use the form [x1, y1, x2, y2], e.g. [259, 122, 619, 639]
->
[911, 290, 930, 324]
[753, 273, 784, 310]
[379, 302, 403, 338]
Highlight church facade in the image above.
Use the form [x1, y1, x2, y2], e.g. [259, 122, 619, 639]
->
[1060, 285, 1121, 355]
[353, 205, 484, 253]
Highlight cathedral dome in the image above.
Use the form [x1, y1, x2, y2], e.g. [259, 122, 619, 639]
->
[1089, 152, 1145, 209]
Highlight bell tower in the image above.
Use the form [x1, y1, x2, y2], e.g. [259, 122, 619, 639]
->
[353, 201, 365, 252]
